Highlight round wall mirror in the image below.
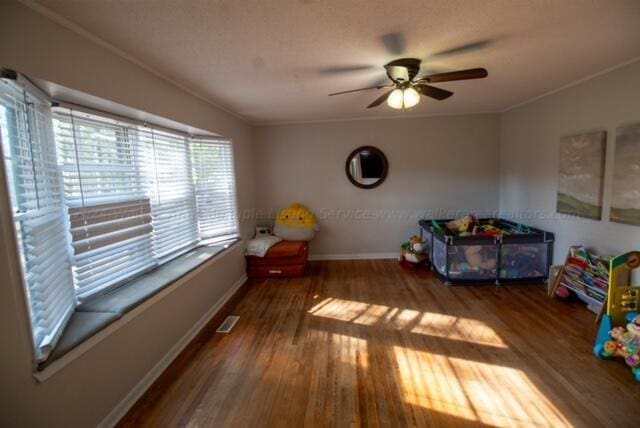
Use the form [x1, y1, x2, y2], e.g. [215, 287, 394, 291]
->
[345, 146, 388, 189]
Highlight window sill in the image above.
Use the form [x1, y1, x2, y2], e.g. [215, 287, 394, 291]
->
[34, 238, 241, 380]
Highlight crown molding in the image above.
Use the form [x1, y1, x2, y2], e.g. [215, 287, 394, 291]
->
[501, 55, 640, 113]
[254, 110, 501, 127]
[18, 0, 249, 124]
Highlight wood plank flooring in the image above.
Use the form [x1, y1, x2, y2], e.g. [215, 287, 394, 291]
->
[119, 260, 640, 427]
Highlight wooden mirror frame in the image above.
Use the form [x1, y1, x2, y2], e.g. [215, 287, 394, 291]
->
[345, 145, 388, 189]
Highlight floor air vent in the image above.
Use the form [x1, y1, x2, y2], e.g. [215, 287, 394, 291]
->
[216, 315, 240, 333]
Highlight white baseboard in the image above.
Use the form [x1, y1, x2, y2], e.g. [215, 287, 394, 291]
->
[308, 252, 398, 261]
[97, 273, 248, 428]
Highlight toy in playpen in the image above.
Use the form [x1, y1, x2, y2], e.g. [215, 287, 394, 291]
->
[439, 215, 534, 238]
[420, 217, 553, 285]
[594, 251, 640, 381]
[500, 245, 546, 279]
[449, 245, 497, 275]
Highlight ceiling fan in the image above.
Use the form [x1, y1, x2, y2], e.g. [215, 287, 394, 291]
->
[328, 58, 487, 109]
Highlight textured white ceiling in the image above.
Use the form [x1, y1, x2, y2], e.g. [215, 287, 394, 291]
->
[33, 0, 640, 124]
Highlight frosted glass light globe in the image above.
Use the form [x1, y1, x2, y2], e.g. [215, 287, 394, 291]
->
[403, 87, 420, 108]
[387, 89, 404, 109]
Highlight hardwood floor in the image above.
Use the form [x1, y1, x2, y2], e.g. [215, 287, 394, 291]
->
[119, 260, 640, 427]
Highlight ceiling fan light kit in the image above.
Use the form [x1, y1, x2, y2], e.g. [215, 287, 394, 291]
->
[329, 58, 488, 111]
[386, 87, 420, 110]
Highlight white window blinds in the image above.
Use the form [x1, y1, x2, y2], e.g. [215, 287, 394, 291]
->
[51, 108, 239, 298]
[0, 79, 76, 362]
[141, 128, 199, 260]
[53, 110, 157, 299]
[190, 138, 239, 240]
[1, 76, 240, 362]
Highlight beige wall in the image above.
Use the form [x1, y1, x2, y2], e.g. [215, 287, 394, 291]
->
[0, 2, 254, 427]
[499, 59, 640, 263]
[254, 114, 501, 256]
[2, 1, 640, 426]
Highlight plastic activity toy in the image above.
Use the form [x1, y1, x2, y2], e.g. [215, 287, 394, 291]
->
[594, 251, 640, 382]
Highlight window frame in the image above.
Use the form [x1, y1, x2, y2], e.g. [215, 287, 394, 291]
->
[51, 106, 240, 301]
[190, 136, 240, 244]
[0, 72, 240, 369]
[0, 75, 76, 364]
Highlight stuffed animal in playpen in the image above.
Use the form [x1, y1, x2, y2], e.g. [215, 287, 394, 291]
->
[463, 245, 497, 270]
[501, 246, 543, 278]
[445, 214, 477, 235]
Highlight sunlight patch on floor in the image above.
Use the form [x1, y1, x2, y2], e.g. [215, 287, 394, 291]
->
[309, 297, 506, 348]
[393, 346, 573, 427]
[329, 332, 369, 367]
[410, 311, 506, 348]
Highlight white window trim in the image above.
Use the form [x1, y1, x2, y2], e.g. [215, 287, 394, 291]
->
[190, 136, 240, 241]
[0, 133, 43, 371]
[1, 75, 77, 364]
[32, 238, 243, 383]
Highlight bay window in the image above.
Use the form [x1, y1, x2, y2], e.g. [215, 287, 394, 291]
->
[0, 75, 239, 364]
[0, 78, 76, 362]
[54, 110, 158, 298]
[190, 137, 239, 240]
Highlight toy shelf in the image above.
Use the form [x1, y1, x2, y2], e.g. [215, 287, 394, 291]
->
[550, 246, 610, 317]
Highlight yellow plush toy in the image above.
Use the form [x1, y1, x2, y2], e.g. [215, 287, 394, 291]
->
[446, 214, 476, 234]
[274, 203, 319, 241]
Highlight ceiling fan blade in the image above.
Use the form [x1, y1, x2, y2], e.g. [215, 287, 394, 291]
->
[419, 68, 488, 83]
[428, 40, 491, 59]
[381, 32, 406, 55]
[329, 85, 389, 96]
[415, 84, 453, 101]
[319, 65, 376, 75]
[367, 89, 394, 109]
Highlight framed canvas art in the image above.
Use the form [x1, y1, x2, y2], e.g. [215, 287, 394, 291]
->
[610, 122, 640, 225]
[557, 130, 606, 220]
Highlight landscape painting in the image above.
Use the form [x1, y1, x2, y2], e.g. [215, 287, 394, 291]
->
[557, 130, 606, 220]
[610, 122, 640, 225]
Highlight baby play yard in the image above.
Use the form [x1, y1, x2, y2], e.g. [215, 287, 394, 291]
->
[419, 216, 555, 286]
